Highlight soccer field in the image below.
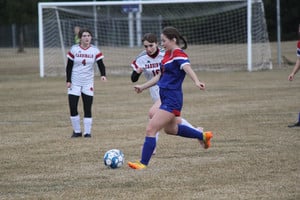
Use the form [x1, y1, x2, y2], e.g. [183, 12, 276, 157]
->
[0, 46, 299, 199]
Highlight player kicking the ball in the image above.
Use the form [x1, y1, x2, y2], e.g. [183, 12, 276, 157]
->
[128, 27, 213, 170]
[130, 33, 204, 155]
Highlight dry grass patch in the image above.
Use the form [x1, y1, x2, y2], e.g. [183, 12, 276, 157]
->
[0, 44, 299, 199]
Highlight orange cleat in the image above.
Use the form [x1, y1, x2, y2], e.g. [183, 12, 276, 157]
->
[128, 161, 147, 170]
[199, 131, 213, 149]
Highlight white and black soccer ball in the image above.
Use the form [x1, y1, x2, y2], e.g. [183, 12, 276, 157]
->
[103, 149, 124, 169]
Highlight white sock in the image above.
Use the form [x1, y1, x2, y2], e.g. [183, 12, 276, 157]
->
[70, 115, 81, 133]
[180, 118, 193, 128]
[180, 118, 203, 132]
[84, 117, 92, 135]
[155, 132, 159, 142]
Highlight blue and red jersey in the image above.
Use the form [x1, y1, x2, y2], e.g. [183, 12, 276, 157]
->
[158, 48, 190, 90]
[297, 40, 300, 57]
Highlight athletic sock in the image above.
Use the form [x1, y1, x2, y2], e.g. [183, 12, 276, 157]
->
[70, 115, 81, 133]
[180, 118, 193, 128]
[84, 117, 92, 134]
[177, 124, 203, 140]
[180, 118, 203, 132]
[298, 112, 300, 122]
[155, 132, 159, 142]
[140, 136, 156, 165]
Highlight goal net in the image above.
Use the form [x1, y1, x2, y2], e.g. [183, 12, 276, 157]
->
[38, 0, 272, 77]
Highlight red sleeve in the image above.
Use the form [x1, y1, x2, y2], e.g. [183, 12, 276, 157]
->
[95, 52, 104, 61]
[67, 51, 74, 60]
[132, 60, 139, 70]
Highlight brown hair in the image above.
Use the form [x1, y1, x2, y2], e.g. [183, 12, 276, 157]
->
[162, 26, 187, 49]
[142, 33, 158, 43]
[78, 28, 93, 38]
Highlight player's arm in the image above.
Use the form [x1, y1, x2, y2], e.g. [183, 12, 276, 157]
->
[66, 58, 74, 83]
[131, 66, 143, 82]
[97, 59, 107, 81]
[288, 57, 300, 81]
[131, 70, 141, 82]
[134, 72, 161, 93]
[183, 64, 205, 90]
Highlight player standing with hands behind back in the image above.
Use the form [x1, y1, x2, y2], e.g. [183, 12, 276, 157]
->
[128, 26, 213, 170]
[66, 28, 107, 138]
[287, 24, 300, 128]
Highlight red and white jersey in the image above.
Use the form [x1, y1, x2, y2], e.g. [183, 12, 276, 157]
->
[131, 48, 164, 81]
[297, 40, 300, 57]
[67, 44, 103, 86]
[131, 48, 164, 102]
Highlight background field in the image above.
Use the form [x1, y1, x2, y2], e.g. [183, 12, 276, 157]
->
[0, 42, 299, 199]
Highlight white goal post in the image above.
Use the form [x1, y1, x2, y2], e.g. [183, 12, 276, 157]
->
[38, 0, 272, 77]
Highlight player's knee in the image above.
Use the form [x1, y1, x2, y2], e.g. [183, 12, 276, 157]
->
[148, 105, 159, 119]
[148, 110, 155, 119]
[146, 124, 158, 137]
[164, 124, 178, 135]
[70, 106, 78, 116]
[164, 129, 177, 135]
[70, 110, 78, 116]
[84, 111, 92, 118]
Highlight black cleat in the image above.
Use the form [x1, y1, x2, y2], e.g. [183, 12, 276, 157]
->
[288, 122, 300, 128]
[84, 133, 91, 138]
[71, 132, 82, 138]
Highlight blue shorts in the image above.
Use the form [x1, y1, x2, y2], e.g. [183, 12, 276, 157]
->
[159, 88, 183, 116]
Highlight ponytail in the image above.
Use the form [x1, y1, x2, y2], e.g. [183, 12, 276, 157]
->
[179, 35, 187, 50]
[162, 26, 188, 50]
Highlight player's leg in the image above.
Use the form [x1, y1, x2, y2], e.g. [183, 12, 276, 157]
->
[142, 109, 174, 162]
[128, 109, 173, 169]
[176, 117, 204, 132]
[164, 121, 213, 149]
[68, 94, 82, 137]
[177, 124, 213, 149]
[162, 89, 212, 148]
[68, 85, 82, 137]
[149, 99, 161, 154]
[82, 92, 93, 137]
[288, 112, 300, 127]
[150, 86, 161, 142]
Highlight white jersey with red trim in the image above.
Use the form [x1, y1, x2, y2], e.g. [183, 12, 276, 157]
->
[131, 49, 164, 102]
[67, 44, 103, 86]
[131, 49, 164, 81]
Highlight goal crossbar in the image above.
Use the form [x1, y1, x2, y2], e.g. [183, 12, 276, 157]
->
[38, 0, 271, 77]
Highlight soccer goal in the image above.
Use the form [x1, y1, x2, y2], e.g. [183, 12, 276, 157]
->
[38, 0, 272, 77]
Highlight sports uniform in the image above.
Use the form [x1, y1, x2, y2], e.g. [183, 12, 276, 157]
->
[128, 27, 213, 170]
[131, 48, 164, 102]
[67, 44, 104, 96]
[158, 48, 190, 116]
[130, 43, 201, 156]
[66, 43, 106, 137]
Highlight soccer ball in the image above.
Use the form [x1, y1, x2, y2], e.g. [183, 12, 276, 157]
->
[103, 149, 124, 169]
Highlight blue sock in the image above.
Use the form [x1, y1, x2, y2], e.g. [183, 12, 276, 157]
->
[177, 124, 203, 140]
[298, 112, 300, 122]
[140, 137, 156, 165]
